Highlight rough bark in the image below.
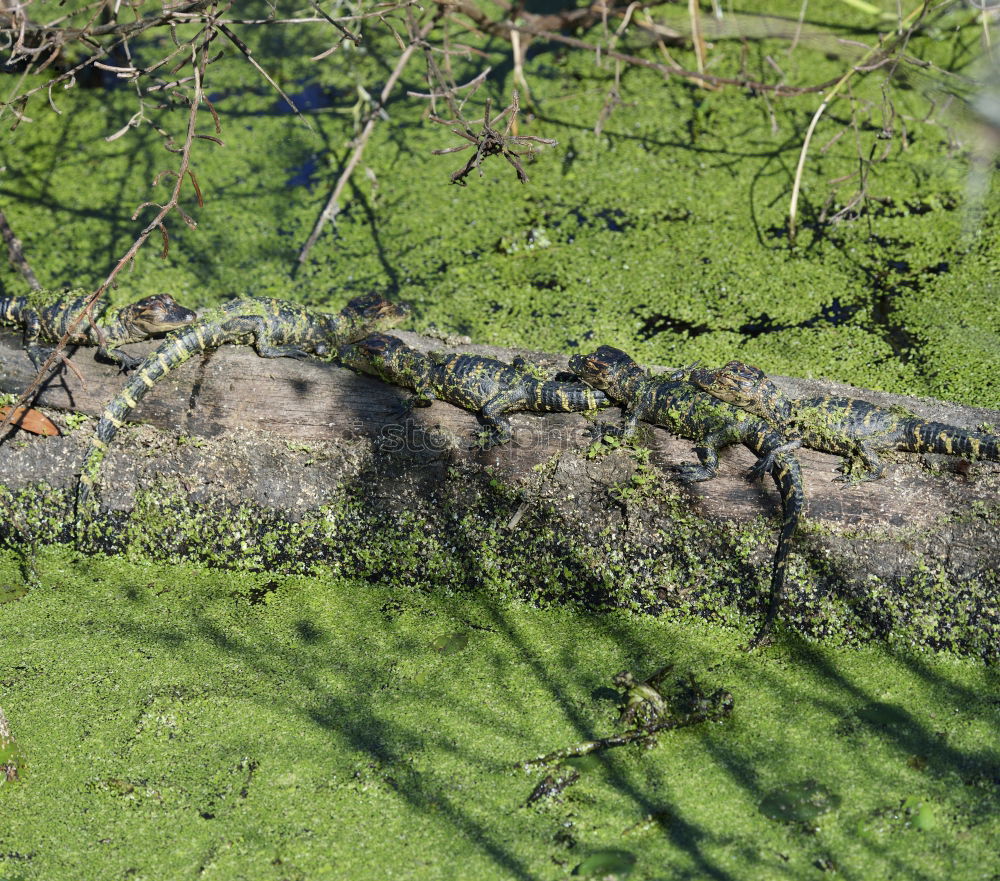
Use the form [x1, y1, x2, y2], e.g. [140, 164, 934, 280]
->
[2, 329, 999, 657]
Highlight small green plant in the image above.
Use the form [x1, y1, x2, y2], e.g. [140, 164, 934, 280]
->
[62, 412, 89, 432]
[609, 446, 660, 504]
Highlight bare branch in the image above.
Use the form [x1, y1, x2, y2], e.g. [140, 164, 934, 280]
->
[298, 14, 436, 263]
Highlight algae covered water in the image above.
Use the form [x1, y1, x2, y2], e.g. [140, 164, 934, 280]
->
[2, 1, 1000, 877]
[1, 548, 998, 879]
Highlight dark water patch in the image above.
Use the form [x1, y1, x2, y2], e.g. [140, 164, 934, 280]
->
[206, 80, 341, 119]
[275, 81, 337, 115]
[531, 277, 561, 291]
[634, 308, 712, 341]
[856, 246, 947, 362]
[872, 194, 960, 218]
[567, 206, 690, 233]
[872, 291, 918, 363]
[286, 154, 319, 190]
[596, 208, 629, 232]
[738, 297, 862, 338]
[246, 579, 279, 605]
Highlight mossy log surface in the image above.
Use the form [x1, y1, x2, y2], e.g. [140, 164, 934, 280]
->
[2, 329, 999, 657]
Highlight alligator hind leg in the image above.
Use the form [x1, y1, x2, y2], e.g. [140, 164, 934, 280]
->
[675, 429, 736, 483]
[833, 441, 885, 483]
[240, 317, 320, 360]
[746, 438, 802, 482]
[480, 388, 529, 448]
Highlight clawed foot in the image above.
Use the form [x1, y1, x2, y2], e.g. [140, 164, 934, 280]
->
[117, 354, 142, 374]
[746, 457, 772, 483]
[674, 463, 714, 484]
[746, 440, 802, 482]
[832, 467, 883, 484]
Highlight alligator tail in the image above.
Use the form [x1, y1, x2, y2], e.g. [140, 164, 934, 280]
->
[0, 293, 24, 326]
[748, 449, 805, 649]
[75, 326, 207, 525]
[904, 419, 1000, 462]
[536, 381, 610, 412]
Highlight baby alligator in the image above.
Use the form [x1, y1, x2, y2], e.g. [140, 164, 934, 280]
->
[568, 346, 806, 648]
[684, 360, 1000, 482]
[1, 288, 196, 371]
[338, 333, 610, 447]
[75, 293, 409, 517]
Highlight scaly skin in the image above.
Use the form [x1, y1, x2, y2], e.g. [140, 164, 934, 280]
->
[338, 333, 610, 447]
[0, 288, 197, 371]
[684, 360, 1000, 482]
[75, 294, 409, 519]
[568, 346, 806, 648]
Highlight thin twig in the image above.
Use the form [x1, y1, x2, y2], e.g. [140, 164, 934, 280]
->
[520, 688, 734, 769]
[298, 16, 435, 263]
[217, 23, 312, 130]
[307, 0, 362, 47]
[431, 0, 843, 96]
[787, 0, 931, 243]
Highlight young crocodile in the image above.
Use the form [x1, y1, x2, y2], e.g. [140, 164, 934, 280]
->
[75, 293, 409, 515]
[684, 360, 1000, 482]
[567, 345, 806, 647]
[338, 333, 610, 447]
[1, 288, 196, 371]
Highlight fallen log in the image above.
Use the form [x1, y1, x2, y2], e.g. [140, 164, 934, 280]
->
[2, 329, 999, 657]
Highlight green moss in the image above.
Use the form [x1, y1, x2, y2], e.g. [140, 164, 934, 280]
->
[3, 471, 998, 660]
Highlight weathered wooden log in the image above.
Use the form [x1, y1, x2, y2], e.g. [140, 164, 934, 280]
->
[2, 329, 999, 657]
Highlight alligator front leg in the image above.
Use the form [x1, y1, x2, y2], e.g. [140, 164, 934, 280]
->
[96, 345, 142, 373]
[675, 446, 719, 483]
[674, 429, 732, 483]
[592, 409, 640, 444]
